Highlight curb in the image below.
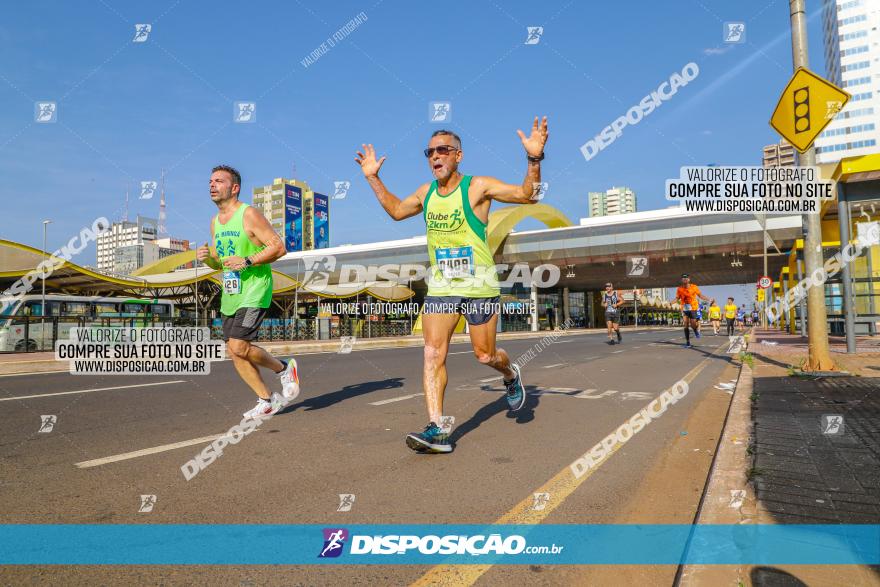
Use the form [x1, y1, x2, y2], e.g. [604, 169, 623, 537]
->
[677, 360, 757, 587]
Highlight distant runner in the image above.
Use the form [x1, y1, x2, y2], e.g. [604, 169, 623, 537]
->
[356, 118, 548, 453]
[602, 282, 623, 345]
[675, 274, 710, 348]
[708, 300, 721, 335]
[724, 297, 738, 336]
[737, 305, 747, 331]
[197, 165, 300, 419]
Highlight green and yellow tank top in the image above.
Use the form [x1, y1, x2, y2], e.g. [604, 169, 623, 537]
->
[424, 175, 499, 297]
[213, 203, 273, 315]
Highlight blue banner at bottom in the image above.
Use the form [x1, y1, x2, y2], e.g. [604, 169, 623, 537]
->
[1, 524, 877, 565]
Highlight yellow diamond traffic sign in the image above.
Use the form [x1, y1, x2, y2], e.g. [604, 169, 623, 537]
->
[757, 289, 765, 302]
[770, 67, 850, 153]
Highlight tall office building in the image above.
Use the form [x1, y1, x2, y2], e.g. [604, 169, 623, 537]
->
[96, 215, 157, 273]
[588, 186, 637, 217]
[815, 0, 880, 164]
[97, 217, 191, 275]
[762, 139, 797, 167]
[252, 177, 330, 252]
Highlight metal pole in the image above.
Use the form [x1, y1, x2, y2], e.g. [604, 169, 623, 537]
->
[797, 257, 807, 336]
[782, 279, 790, 332]
[762, 214, 769, 330]
[790, 0, 834, 370]
[194, 239, 200, 328]
[837, 183, 856, 353]
[41, 220, 51, 349]
[634, 288, 638, 328]
[41, 221, 49, 316]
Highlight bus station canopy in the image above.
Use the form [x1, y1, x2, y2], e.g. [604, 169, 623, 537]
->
[0, 239, 414, 301]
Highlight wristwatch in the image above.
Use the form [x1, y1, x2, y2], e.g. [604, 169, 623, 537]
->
[527, 152, 545, 163]
[244, 257, 254, 268]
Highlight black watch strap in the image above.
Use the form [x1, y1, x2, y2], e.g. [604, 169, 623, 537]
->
[527, 152, 545, 162]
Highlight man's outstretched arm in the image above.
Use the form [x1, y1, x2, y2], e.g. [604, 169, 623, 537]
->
[473, 116, 548, 204]
[355, 143, 427, 221]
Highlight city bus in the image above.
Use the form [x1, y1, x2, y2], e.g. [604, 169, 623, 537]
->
[0, 295, 176, 352]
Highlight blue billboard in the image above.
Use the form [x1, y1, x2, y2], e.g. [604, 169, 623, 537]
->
[314, 192, 329, 249]
[284, 184, 303, 252]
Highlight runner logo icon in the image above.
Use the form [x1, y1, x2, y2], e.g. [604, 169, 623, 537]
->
[319, 528, 349, 558]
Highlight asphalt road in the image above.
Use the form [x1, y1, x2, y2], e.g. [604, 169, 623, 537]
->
[0, 327, 740, 586]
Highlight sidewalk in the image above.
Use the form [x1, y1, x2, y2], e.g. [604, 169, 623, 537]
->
[683, 330, 880, 586]
[0, 326, 674, 375]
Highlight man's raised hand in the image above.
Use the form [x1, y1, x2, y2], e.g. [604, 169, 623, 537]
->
[516, 116, 549, 158]
[354, 144, 386, 178]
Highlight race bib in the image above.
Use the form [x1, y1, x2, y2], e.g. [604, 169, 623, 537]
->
[435, 246, 474, 279]
[223, 271, 241, 295]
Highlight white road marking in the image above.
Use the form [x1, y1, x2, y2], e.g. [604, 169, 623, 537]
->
[480, 376, 503, 383]
[573, 389, 618, 399]
[584, 356, 599, 360]
[448, 350, 473, 355]
[0, 380, 186, 402]
[542, 363, 566, 369]
[74, 435, 223, 468]
[368, 393, 422, 406]
[531, 387, 580, 395]
[612, 350, 624, 354]
[621, 391, 654, 401]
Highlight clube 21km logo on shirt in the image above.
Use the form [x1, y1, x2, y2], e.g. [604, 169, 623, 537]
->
[426, 209, 464, 232]
[317, 528, 556, 558]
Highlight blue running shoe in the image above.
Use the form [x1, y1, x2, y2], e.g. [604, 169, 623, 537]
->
[694, 330, 701, 339]
[504, 363, 526, 411]
[683, 343, 693, 348]
[405, 422, 452, 454]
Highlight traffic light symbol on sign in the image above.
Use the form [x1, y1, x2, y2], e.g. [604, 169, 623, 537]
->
[793, 86, 810, 134]
[769, 67, 849, 152]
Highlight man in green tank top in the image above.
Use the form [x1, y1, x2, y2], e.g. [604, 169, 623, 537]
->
[355, 117, 549, 453]
[196, 165, 301, 420]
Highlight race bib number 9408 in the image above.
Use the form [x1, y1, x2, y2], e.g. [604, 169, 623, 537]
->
[435, 246, 474, 279]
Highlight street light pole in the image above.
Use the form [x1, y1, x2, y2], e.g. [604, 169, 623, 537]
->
[789, 0, 834, 370]
[41, 220, 51, 316]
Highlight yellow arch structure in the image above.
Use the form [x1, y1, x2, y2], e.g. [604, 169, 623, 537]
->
[132, 250, 197, 276]
[486, 203, 574, 255]
[412, 203, 575, 333]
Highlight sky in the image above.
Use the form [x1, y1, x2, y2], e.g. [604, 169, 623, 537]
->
[0, 0, 828, 305]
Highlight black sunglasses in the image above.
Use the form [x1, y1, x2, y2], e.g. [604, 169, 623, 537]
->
[424, 145, 459, 158]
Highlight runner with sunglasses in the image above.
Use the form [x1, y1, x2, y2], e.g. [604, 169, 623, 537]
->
[355, 117, 549, 453]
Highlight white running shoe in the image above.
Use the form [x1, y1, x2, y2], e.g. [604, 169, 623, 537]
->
[279, 358, 301, 400]
[243, 398, 271, 419]
[242, 393, 286, 419]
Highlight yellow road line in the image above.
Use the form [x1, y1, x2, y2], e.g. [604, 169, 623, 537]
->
[410, 343, 725, 587]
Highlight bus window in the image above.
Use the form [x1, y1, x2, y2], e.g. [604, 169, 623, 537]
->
[24, 301, 45, 316]
[94, 303, 119, 316]
[63, 302, 90, 316]
[123, 303, 147, 315]
[151, 303, 170, 315]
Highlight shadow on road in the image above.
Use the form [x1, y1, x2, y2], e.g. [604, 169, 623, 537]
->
[281, 377, 406, 414]
[750, 566, 808, 586]
[449, 385, 541, 446]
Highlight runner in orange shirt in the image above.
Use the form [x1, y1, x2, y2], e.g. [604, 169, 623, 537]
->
[675, 274, 710, 348]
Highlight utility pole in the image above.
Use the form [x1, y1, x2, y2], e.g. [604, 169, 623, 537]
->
[789, 0, 834, 371]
